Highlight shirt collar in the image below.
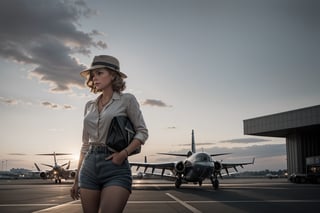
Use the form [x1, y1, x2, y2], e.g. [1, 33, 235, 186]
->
[93, 92, 121, 104]
[112, 92, 121, 100]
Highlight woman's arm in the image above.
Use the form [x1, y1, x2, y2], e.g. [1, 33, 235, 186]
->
[70, 152, 84, 200]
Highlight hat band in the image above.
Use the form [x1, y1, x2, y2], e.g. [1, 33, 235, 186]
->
[92, 62, 119, 71]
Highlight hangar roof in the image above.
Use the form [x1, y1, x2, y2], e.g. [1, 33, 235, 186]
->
[243, 105, 320, 137]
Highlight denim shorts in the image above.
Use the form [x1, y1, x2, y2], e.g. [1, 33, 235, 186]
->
[79, 145, 132, 192]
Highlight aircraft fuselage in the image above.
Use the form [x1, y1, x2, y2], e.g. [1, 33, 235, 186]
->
[181, 152, 215, 182]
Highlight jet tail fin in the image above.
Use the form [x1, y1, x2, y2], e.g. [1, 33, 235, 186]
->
[191, 129, 196, 153]
[66, 161, 71, 169]
[34, 163, 41, 171]
[157, 129, 196, 157]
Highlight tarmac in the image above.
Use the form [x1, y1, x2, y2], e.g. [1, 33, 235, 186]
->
[1, 178, 320, 213]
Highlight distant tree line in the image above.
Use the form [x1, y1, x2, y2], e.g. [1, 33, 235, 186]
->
[239, 169, 288, 177]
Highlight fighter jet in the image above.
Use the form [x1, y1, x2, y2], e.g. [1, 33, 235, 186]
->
[34, 152, 77, 183]
[130, 130, 254, 189]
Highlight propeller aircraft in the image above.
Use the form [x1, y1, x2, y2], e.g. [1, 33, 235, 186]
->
[34, 152, 77, 183]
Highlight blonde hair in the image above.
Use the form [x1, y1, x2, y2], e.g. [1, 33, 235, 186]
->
[86, 69, 126, 93]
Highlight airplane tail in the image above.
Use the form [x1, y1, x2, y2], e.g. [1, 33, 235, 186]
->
[36, 152, 72, 166]
[157, 129, 196, 157]
[66, 161, 71, 170]
[53, 152, 57, 166]
[34, 163, 41, 171]
[191, 129, 196, 153]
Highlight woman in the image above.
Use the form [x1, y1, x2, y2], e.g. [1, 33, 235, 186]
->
[70, 55, 148, 213]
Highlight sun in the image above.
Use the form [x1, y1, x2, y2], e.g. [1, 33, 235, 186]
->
[72, 153, 80, 161]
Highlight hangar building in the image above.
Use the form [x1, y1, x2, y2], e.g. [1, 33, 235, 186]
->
[243, 105, 320, 175]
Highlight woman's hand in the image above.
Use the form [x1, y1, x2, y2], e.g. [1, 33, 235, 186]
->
[105, 150, 127, 165]
[70, 182, 80, 200]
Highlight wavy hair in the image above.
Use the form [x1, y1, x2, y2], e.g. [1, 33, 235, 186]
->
[85, 69, 126, 93]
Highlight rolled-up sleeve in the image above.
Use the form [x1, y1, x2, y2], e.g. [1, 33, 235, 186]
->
[126, 94, 148, 144]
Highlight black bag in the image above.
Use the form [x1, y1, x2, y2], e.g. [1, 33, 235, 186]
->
[106, 116, 141, 156]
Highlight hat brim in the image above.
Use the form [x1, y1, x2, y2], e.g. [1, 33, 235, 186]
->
[80, 65, 127, 78]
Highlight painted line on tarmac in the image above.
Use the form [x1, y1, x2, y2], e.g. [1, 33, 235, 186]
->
[128, 201, 177, 204]
[0, 204, 56, 207]
[32, 200, 79, 213]
[187, 199, 320, 203]
[166, 193, 202, 213]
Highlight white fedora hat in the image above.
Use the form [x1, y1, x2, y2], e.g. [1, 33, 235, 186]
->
[80, 55, 127, 78]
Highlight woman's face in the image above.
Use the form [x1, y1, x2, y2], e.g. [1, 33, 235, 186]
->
[91, 68, 114, 91]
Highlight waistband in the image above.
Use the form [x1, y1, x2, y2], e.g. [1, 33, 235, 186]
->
[88, 144, 115, 153]
[88, 144, 107, 153]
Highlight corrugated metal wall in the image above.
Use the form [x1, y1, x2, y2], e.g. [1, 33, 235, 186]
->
[286, 132, 320, 174]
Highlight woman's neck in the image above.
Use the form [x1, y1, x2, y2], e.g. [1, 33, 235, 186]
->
[101, 87, 113, 99]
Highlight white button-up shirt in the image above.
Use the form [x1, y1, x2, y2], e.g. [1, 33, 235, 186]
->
[81, 92, 148, 153]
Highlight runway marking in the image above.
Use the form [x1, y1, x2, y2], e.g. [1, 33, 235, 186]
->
[128, 201, 177, 204]
[187, 200, 320, 203]
[32, 200, 79, 213]
[166, 193, 202, 213]
[0, 204, 57, 207]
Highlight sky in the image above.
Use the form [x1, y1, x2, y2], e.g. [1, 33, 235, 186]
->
[0, 0, 319, 172]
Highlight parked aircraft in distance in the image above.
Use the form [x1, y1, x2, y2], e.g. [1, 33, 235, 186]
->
[131, 130, 255, 189]
[34, 152, 77, 183]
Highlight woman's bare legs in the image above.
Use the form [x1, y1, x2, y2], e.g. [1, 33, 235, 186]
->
[80, 188, 100, 213]
[100, 186, 130, 213]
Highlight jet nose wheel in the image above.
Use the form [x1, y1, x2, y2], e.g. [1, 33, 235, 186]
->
[175, 178, 182, 188]
[211, 177, 219, 190]
[213, 179, 219, 190]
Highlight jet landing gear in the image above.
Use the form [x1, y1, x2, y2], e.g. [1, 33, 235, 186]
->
[210, 176, 219, 190]
[55, 179, 62, 184]
[175, 175, 182, 188]
[175, 178, 182, 188]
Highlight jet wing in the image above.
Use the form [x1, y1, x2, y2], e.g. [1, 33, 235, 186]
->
[130, 162, 175, 170]
[130, 161, 176, 177]
[221, 158, 255, 174]
[158, 152, 231, 157]
[157, 153, 188, 157]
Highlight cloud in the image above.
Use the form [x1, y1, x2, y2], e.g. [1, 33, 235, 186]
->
[168, 126, 177, 129]
[0, 0, 106, 92]
[1, 96, 73, 110]
[142, 99, 172, 107]
[63, 105, 72, 109]
[0, 97, 18, 105]
[198, 144, 286, 160]
[172, 137, 272, 147]
[220, 138, 270, 143]
[178, 142, 215, 147]
[41, 101, 72, 110]
[154, 143, 286, 163]
[8, 153, 27, 156]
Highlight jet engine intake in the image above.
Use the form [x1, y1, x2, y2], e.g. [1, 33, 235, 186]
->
[40, 172, 47, 179]
[70, 171, 76, 178]
[175, 161, 185, 173]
